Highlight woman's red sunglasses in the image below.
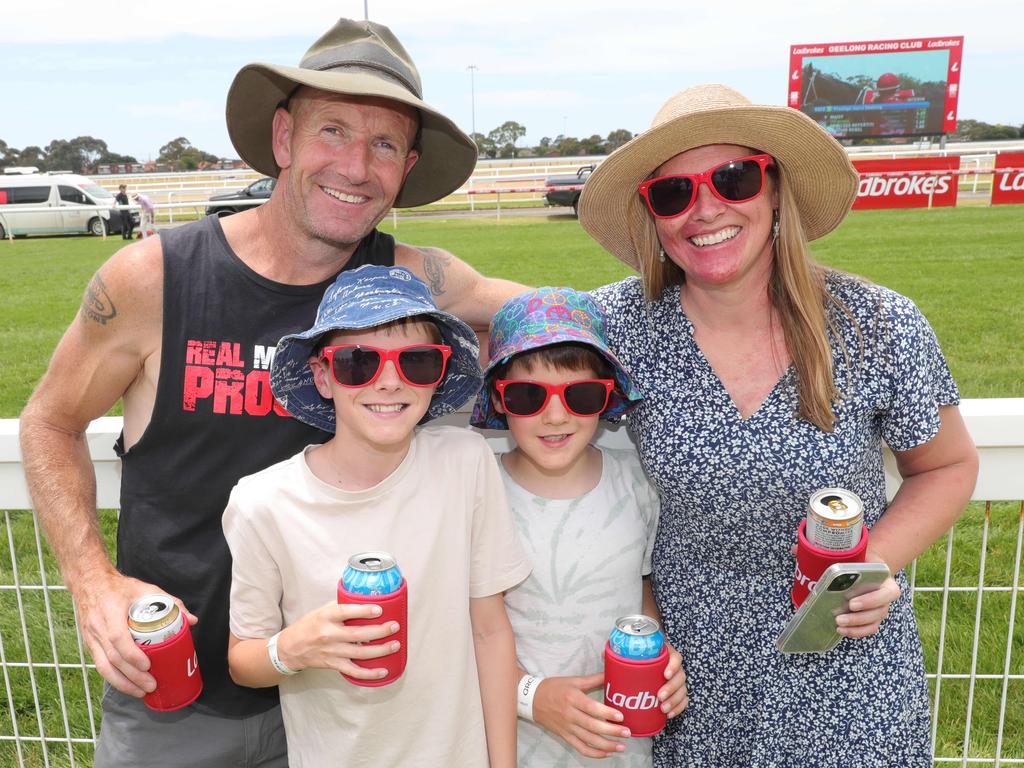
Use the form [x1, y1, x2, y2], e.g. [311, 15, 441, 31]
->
[495, 379, 614, 418]
[320, 344, 451, 388]
[637, 153, 774, 219]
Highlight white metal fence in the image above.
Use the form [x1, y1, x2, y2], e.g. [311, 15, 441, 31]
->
[0, 399, 1022, 766]
[78, 141, 1024, 224]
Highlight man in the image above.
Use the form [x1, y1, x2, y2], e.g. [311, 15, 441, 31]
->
[114, 183, 133, 239]
[20, 18, 524, 768]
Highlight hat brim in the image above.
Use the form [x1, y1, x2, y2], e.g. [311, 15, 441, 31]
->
[226, 63, 478, 209]
[578, 104, 858, 270]
[271, 306, 482, 433]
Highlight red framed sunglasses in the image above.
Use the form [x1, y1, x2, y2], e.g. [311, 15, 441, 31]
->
[494, 379, 614, 418]
[637, 153, 774, 219]
[320, 344, 451, 388]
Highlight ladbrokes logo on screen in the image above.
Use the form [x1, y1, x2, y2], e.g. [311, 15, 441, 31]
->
[182, 339, 289, 417]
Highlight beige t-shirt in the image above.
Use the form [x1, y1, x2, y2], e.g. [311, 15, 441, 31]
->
[223, 426, 531, 768]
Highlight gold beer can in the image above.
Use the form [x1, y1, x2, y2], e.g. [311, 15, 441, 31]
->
[807, 488, 864, 552]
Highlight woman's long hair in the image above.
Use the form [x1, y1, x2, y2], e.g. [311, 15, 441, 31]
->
[629, 165, 853, 432]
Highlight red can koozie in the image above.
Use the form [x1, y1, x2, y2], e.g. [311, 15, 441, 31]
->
[603, 643, 668, 737]
[792, 520, 869, 607]
[139, 620, 202, 711]
[337, 579, 408, 686]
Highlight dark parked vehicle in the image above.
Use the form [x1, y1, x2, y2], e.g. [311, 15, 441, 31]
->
[205, 177, 276, 216]
[543, 165, 594, 216]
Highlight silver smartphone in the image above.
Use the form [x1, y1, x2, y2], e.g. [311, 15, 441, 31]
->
[776, 562, 891, 654]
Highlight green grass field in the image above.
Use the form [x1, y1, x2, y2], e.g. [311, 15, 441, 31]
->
[0, 206, 1022, 766]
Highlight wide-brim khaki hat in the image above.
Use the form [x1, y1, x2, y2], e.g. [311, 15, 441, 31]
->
[579, 84, 859, 270]
[226, 18, 477, 209]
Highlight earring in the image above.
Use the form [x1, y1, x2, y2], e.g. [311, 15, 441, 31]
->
[771, 211, 780, 240]
[658, 248, 667, 263]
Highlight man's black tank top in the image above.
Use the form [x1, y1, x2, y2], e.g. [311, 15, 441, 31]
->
[115, 216, 394, 716]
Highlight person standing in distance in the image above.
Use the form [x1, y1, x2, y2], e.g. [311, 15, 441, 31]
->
[19, 18, 525, 768]
[114, 183, 133, 239]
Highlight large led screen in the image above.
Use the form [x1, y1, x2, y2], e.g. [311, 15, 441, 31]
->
[788, 37, 963, 139]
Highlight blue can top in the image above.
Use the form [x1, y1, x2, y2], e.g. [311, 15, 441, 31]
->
[609, 615, 665, 660]
[341, 551, 403, 596]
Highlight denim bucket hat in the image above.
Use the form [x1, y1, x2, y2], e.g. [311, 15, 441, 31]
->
[470, 287, 642, 430]
[271, 265, 482, 432]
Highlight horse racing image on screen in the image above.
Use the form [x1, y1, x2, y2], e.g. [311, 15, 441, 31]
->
[788, 37, 963, 140]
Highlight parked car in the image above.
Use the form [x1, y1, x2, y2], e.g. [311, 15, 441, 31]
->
[0, 172, 138, 238]
[543, 165, 594, 216]
[205, 177, 276, 216]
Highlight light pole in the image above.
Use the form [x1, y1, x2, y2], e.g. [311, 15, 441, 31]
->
[467, 65, 478, 137]
[364, 1, 369, 19]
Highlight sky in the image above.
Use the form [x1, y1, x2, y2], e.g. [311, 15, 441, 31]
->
[2, 0, 1022, 162]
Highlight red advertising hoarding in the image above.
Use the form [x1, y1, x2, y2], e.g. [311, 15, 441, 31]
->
[852, 157, 960, 210]
[992, 153, 1024, 206]
[788, 37, 963, 139]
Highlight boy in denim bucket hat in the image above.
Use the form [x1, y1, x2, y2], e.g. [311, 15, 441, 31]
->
[472, 288, 688, 765]
[223, 265, 530, 767]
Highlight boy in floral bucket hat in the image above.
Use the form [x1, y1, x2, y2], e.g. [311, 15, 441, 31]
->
[471, 288, 688, 765]
[223, 265, 530, 767]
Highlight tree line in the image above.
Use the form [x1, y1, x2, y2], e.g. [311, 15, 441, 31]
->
[0, 136, 221, 174]
[470, 121, 635, 159]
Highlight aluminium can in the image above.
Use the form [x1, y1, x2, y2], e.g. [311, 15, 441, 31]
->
[807, 488, 864, 552]
[608, 615, 665, 660]
[128, 594, 184, 646]
[342, 552, 403, 596]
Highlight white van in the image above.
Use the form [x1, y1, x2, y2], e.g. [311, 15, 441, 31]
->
[0, 172, 138, 238]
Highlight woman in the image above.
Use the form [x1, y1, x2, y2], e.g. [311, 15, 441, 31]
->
[578, 84, 978, 766]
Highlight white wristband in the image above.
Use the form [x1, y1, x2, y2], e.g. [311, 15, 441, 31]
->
[267, 631, 299, 676]
[516, 674, 544, 722]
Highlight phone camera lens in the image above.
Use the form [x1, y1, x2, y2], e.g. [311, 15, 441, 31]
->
[828, 573, 859, 591]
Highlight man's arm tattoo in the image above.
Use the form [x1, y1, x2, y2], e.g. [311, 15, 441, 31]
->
[82, 274, 117, 325]
[420, 247, 452, 296]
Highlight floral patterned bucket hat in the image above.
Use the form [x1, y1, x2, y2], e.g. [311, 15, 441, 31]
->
[471, 287, 642, 430]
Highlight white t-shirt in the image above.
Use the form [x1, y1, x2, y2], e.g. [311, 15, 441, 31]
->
[501, 447, 660, 767]
[223, 426, 531, 768]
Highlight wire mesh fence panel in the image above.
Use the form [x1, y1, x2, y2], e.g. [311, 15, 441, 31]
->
[0, 501, 1020, 767]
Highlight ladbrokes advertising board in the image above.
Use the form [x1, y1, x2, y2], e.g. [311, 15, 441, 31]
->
[992, 153, 1024, 206]
[852, 157, 959, 210]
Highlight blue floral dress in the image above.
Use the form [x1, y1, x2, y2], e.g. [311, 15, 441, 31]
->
[591, 273, 958, 768]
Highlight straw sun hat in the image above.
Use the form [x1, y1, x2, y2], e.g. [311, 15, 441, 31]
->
[578, 84, 859, 270]
[225, 18, 477, 208]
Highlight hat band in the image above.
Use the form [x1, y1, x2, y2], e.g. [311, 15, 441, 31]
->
[301, 43, 421, 98]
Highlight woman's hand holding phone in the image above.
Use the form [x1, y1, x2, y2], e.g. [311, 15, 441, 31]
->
[835, 572, 901, 638]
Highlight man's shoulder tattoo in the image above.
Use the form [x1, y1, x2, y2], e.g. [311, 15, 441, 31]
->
[419, 247, 452, 296]
[82, 273, 117, 325]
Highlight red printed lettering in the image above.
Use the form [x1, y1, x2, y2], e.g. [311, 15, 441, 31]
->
[200, 341, 217, 366]
[184, 340, 206, 365]
[215, 342, 243, 368]
[183, 365, 214, 411]
[181, 340, 294, 418]
[214, 368, 245, 415]
[244, 370, 274, 416]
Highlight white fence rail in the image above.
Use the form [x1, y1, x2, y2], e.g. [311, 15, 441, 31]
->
[79, 143, 1024, 224]
[0, 399, 1022, 766]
